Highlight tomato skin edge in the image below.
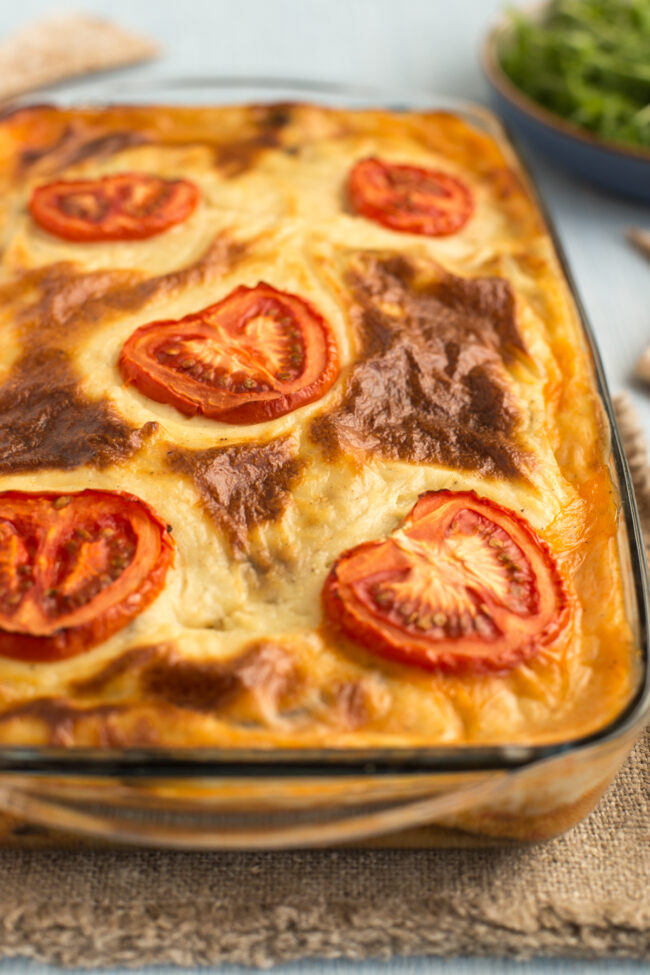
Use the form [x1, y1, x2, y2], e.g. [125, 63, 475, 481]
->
[119, 343, 340, 424]
[322, 489, 572, 675]
[0, 489, 174, 663]
[118, 284, 341, 425]
[323, 569, 567, 675]
[29, 174, 200, 243]
[347, 157, 474, 238]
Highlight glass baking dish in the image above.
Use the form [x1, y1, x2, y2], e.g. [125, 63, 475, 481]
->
[0, 78, 647, 849]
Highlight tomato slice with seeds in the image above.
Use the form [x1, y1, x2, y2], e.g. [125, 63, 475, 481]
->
[29, 172, 199, 242]
[323, 490, 569, 674]
[119, 282, 340, 425]
[0, 490, 173, 662]
[348, 157, 473, 237]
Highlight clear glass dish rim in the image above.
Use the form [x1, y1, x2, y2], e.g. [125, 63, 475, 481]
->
[0, 75, 647, 781]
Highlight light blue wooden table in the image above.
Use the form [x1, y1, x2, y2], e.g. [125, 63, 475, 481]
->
[0, 1, 648, 972]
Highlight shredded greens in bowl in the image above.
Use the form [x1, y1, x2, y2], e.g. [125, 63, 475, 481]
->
[498, 0, 650, 151]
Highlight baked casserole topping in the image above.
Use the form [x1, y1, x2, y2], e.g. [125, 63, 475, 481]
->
[0, 102, 637, 747]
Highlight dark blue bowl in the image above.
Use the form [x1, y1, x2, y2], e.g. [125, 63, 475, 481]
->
[481, 23, 650, 203]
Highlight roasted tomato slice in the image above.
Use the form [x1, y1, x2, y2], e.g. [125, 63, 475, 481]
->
[119, 282, 340, 424]
[29, 172, 199, 242]
[323, 490, 569, 674]
[347, 157, 473, 237]
[0, 490, 174, 662]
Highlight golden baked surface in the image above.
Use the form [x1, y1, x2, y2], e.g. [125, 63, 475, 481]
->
[0, 101, 637, 747]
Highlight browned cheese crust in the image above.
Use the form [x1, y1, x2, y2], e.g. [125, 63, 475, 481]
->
[0, 102, 638, 749]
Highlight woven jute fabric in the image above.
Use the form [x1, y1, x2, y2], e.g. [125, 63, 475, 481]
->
[0, 14, 157, 103]
[0, 393, 648, 968]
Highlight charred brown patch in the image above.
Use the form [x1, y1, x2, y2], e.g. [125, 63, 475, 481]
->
[6, 262, 139, 340]
[19, 125, 150, 175]
[8, 234, 245, 346]
[0, 697, 123, 746]
[0, 643, 300, 741]
[141, 234, 247, 300]
[141, 641, 298, 717]
[0, 696, 163, 746]
[70, 643, 168, 696]
[215, 132, 281, 177]
[310, 255, 528, 478]
[256, 103, 294, 130]
[0, 233, 244, 475]
[0, 348, 156, 474]
[168, 437, 304, 551]
[84, 233, 246, 325]
[143, 658, 240, 713]
[213, 103, 292, 177]
[14, 103, 294, 181]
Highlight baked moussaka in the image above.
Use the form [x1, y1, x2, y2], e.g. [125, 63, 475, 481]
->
[0, 101, 638, 750]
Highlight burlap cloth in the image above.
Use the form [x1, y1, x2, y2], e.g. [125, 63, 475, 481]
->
[0, 394, 647, 968]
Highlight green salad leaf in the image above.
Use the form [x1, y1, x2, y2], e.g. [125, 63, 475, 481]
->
[499, 0, 650, 149]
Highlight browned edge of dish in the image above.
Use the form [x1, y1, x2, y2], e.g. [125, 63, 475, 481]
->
[0, 85, 645, 782]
